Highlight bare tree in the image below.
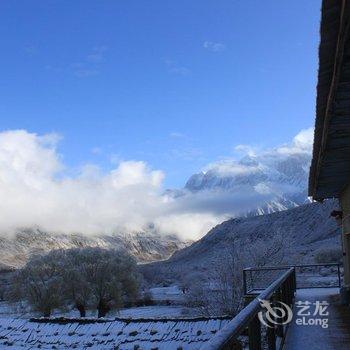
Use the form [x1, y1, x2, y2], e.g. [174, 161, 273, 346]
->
[212, 242, 245, 316]
[71, 248, 140, 317]
[185, 232, 290, 317]
[56, 249, 93, 317]
[183, 273, 213, 316]
[184, 239, 244, 317]
[9, 254, 64, 317]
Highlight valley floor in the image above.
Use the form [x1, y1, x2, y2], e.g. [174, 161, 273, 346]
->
[0, 286, 194, 320]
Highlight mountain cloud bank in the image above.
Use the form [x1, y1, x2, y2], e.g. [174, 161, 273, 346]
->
[0, 128, 313, 240]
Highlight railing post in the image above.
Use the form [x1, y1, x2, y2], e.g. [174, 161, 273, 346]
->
[274, 289, 284, 339]
[281, 280, 287, 306]
[244, 294, 261, 349]
[284, 276, 290, 306]
[248, 314, 261, 350]
[337, 264, 341, 288]
[222, 339, 243, 350]
[292, 268, 296, 293]
[266, 325, 276, 350]
[243, 269, 247, 295]
[293, 268, 296, 295]
[286, 275, 292, 306]
[250, 269, 254, 292]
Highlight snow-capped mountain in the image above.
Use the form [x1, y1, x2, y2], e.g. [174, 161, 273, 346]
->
[181, 152, 311, 216]
[0, 229, 191, 269]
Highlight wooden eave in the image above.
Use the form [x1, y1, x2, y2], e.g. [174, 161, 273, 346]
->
[309, 0, 350, 200]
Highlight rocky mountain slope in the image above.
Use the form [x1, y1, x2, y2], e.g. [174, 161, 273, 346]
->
[143, 200, 341, 280]
[0, 229, 191, 268]
[185, 154, 309, 193]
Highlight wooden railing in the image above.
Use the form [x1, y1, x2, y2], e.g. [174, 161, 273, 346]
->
[200, 267, 296, 350]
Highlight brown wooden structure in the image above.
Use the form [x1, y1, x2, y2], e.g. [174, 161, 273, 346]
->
[308, 0, 350, 297]
[309, 0, 350, 200]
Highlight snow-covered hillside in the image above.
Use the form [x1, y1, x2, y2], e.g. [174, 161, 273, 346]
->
[0, 229, 191, 268]
[143, 200, 341, 279]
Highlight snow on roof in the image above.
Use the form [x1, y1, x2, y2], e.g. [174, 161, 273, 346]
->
[0, 316, 231, 349]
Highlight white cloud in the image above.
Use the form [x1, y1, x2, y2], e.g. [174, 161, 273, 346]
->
[110, 161, 163, 189]
[0, 128, 314, 241]
[292, 127, 314, 151]
[237, 129, 313, 162]
[277, 128, 314, 155]
[230, 128, 314, 161]
[234, 144, 257, 157]
[204, 160, 260, 177]
[0, 130, 212, 239]
[203, 41, 226, 52]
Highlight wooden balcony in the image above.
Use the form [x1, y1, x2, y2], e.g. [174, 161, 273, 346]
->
[201, 264, 349, 350]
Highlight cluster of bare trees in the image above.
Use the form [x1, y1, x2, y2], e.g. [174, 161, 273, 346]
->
[181, 241, 244, 317]
[182, 232, 289, 317]
[8, 248, 140, 318]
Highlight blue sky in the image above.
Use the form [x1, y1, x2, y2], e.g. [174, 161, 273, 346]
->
[0, 0, 321, 188]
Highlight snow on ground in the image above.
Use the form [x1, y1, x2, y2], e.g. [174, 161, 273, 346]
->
[0, 285, 189, 320]
[298, 275, 339, 288]
[119, 305, 186, 318]
[150, 285, 184, 303]
[0, 302, 192, 319]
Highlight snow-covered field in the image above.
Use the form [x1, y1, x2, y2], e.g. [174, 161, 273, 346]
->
[0, 302, 192, 320]
[0, 285, 189, 319]
[150, 285, 184, 303]
[119, 305, 186, 319]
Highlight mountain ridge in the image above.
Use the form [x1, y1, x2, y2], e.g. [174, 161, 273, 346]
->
[0, 229, 191, 268]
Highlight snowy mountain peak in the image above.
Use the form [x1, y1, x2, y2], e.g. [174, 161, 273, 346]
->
[182, 152, 310, 216]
